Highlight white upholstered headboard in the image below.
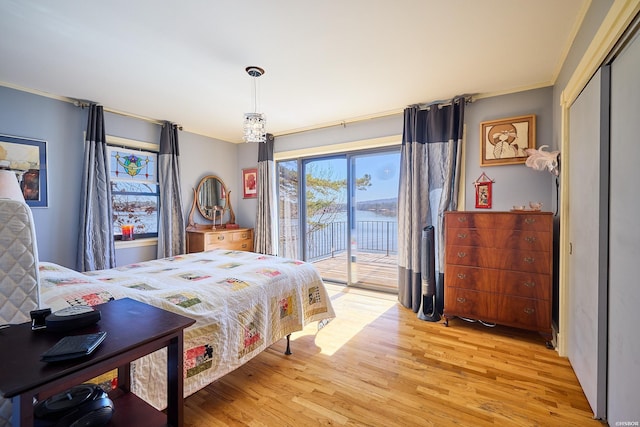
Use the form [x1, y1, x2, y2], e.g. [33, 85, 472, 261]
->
[0, 198, 40, 323]
[0, 198, 40, 426]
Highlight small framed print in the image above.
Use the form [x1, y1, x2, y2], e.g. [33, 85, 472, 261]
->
[242, 167, 257, 199]
[480, 115, 535, 166]
[473, 172, 494, 209]
[475, 182, 492, 209]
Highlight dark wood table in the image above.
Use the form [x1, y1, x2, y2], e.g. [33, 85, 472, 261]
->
[0, 297, 195, 427]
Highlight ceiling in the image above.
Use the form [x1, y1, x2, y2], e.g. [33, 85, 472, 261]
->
[0, 0, 589, 143]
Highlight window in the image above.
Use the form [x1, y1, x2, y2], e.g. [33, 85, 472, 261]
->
[107, 146, 159, 240]
[277, 147, 400, 292]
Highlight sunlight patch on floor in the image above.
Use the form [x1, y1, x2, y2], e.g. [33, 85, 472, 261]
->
[291, 283, 397, 356]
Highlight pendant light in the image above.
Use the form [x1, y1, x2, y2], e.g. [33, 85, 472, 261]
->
[243, 66, 266, 143]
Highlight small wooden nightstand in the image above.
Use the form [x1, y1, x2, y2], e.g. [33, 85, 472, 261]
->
[186, 226, 254, 253]
[0, 298, 195, 427]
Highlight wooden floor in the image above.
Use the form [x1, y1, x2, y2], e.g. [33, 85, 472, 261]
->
[183, 284, 600, 426]
[311, 252, 398, 292]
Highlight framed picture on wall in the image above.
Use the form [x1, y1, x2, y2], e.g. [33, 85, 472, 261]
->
[475, 182, 492, 209]
[473, 172, 494, 209]
[0, 134, 48, 207]
[480, 115, 536, 166]
[242, 167, 257, 199]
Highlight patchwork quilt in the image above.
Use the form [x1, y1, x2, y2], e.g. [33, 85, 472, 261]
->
[38, 249, 335, 410]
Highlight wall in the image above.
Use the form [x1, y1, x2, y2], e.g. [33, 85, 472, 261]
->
[0, 86, 84, 269]
[265, 88, 554, 215]
[464, 88, 555, 212]
[0, 85, 238, 269]
[553, 0, 615, 146]
[235, 141, 260, 228]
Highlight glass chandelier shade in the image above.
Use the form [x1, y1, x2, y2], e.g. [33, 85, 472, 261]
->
[243, 66, 267, 143]
[243, 112, 266, 143]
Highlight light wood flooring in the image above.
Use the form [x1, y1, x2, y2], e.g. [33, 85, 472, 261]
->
[183, 284, 601, 427]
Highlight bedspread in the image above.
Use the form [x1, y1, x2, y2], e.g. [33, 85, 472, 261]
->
[38, 249, 335, 410]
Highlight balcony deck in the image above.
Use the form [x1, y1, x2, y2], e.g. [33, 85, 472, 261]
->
[311, 251, 398, 293]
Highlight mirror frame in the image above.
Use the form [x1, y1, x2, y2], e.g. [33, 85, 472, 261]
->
[187, 175, 236, 228]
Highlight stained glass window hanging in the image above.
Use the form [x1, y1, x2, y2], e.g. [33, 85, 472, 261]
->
[108, 147, 156, 183]
[107, 146, 159, 239]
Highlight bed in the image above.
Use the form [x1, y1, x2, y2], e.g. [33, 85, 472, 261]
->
[0, 199, 335, 421]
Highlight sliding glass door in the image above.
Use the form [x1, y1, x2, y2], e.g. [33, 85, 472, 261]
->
[304, 156, 348, 282]
[349, 151, 399, 291]
[277, 148, 399, 291]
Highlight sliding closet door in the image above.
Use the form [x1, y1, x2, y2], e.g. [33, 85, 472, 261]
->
[567, 68, 607, 419]
[608, 27, 640, 424]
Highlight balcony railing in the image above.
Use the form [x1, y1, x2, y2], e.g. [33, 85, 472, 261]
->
[279, 220, 398, 262]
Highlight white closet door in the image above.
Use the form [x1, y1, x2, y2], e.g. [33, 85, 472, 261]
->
[608, 29, 640, 424]
[567, 69, 604, 418]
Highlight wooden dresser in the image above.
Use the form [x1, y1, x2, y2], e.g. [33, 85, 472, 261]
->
[186, 227, 254, 253]
[443, 211, 553, 343]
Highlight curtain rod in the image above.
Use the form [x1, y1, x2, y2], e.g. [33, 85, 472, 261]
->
[274, 109, 404, 138]
[275, 95, 474, 138]
[74, 100, 183, 130]
[414, 94, 474, 111]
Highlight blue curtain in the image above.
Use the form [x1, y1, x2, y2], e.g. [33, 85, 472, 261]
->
[254, 134, 277, 255]
[397, 99, 465, 312]
[77, 104, 116, 271]
[157, 122, 185, 257]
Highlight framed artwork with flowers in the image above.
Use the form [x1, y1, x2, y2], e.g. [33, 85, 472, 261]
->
[242, 168, 257, 199]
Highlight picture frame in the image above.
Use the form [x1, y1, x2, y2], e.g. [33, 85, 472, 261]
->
[242, 167, 258, 199]
[0, 134, 48, 207]
[474, 171, 494, 209]
[475, 181, 492, 209]
[480, 114, 536, 166]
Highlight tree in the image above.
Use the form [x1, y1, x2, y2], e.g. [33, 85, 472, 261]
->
[278, 161, 371, 257]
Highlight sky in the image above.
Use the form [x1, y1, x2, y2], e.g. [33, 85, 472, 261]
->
[306, 151, 400, 202]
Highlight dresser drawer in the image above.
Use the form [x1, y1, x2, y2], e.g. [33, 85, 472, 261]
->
[446, 246, 551, 274]
[444, 288, 494, 320]
[210, 240, 253, 251]
[495, 295, 551, 331]
[446, 228, 551, 251]
[204, 240, 253, 251]
[187, 228, 254, 253]
[205, 229, 252, 246]
[445, 265, 550, 299]
[496, 270, 551, 300]
[444, 265, 493, 292]
[446, 212, 551, 232]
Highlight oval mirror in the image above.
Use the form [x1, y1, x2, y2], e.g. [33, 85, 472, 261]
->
[196, 175, 227, 220]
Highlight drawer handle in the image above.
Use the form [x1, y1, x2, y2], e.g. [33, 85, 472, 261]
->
[241, 243, 247, 249]
[523, 281, 536, 288]
[217, 235, 225, 241]
[241, 233, 248, 238]
[524, 236, 537, 243]
[523, 257, 535, 264]
[524, 307, 535, 315]
[456, 297, 467, 303]
[457, 217, 467, 223]
[457, 252, 467, 258]
[457, 233, 467, 239]
[457, 273, 466, 279]
[525, 217, 536, 224]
